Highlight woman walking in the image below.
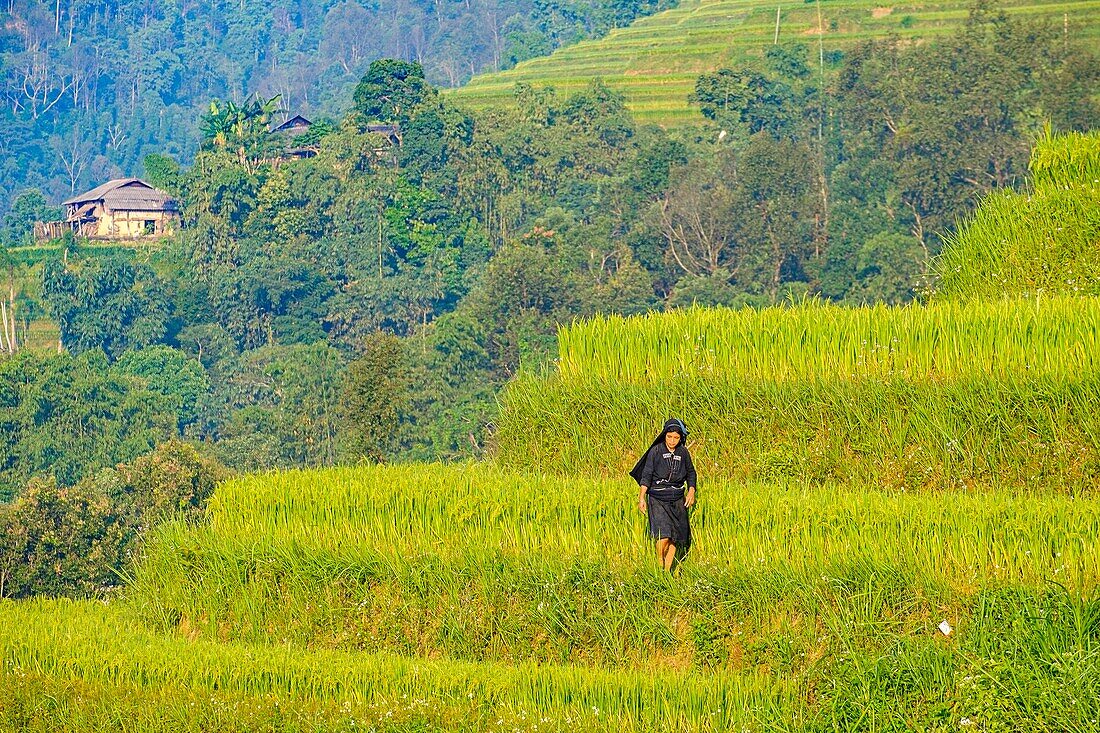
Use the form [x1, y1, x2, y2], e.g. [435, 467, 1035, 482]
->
[629, 418, 697, 572]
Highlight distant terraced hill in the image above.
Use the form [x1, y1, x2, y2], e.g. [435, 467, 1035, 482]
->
[451, 0, 1100, 126]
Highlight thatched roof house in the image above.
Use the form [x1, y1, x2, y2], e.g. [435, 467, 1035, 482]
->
[63, 178, 177, 214]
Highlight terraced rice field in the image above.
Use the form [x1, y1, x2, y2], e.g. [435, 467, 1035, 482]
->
[5, 156, 1100, 726]
[5, 287, 1100, 728]
[451, 0, 1100, 125]
[3, 464, 1099, 730]
[499, 297, 1100, 492]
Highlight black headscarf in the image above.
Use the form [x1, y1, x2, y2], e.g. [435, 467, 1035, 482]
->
[629, 418, 689, 484]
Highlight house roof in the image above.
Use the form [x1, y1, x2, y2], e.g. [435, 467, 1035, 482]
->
[271, 115, 312, 133]
[63, 178, 177, 211]
[365, 123, 399, 135]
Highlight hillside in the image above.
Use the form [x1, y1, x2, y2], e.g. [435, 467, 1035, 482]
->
[5, 131, 1100, 728]
[936, 129, 1100, 299]
[0, 0, 670, 214]
[453, 0, 1100, 125]
[4, 463, 1099, 729]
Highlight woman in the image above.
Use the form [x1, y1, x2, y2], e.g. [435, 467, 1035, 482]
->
[629, 418, 697, 572]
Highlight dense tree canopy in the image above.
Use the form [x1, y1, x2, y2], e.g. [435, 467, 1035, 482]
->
[0, 0, 679, 212]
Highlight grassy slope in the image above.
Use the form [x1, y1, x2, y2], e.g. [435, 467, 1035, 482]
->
[936, 130, 1100, 300]
[0, 599, 782, 733]
[128, 466, 1100, 662]
[498, 298, 1100, 491]
[451, 0, 1100, 125]
[4, 465, 1099, 730]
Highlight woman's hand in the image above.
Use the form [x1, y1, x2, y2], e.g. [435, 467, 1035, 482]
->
[638, 487, 648, 514]
[685, 487, 696, 509]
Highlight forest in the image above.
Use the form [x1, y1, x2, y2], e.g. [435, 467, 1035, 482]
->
[0, 4, 1096, 504]
[0, 0, 675, 209]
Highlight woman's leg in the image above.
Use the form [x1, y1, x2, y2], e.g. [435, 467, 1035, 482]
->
[655, 538, 670, 567]
[661, 541, 677, 571]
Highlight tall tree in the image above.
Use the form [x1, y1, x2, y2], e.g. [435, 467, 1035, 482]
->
[340, 331, 408, 462]
[41, 256, 171, 359]
[353, 59, 436, 125]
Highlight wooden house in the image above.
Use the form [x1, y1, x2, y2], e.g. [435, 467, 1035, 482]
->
[271, 114, 313, 136]
[265, 113, 403, 167]
[270, 114, 318, 160]
[35, 178, 179, 241]
[365, 123, 401, 146]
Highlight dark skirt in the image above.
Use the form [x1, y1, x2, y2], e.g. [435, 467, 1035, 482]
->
[646, 494, 692, 550]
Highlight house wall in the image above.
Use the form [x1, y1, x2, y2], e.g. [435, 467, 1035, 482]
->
[95, 208, 180, 238]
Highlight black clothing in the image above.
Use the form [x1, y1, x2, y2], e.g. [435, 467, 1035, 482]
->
[628, 418, 694, 487]
[634, 442, 696, 501]
[647, 494, 692, 549]
[629, 417, 697, 553]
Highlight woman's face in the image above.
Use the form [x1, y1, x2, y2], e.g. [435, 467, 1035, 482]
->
[664, 431, 682, 450]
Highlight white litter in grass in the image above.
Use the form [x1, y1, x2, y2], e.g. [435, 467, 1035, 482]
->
[938, 620, 953, 636]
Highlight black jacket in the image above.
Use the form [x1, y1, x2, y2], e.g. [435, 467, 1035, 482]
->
[634, 442, 696, 501]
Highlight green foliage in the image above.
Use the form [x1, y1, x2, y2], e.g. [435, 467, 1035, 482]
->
[652, 135, 820, 299]
[692, 68, 800, 138]
[0, 441, 227, 599]
[41, 255, 171, 359]
[1, 190, 60, 247]
[936, 130, 1100, 300]
[143, 154, 183, 196]
[353, 60, 437, 125]
[114, 347, 210, 430]
[0, 351, 182, 499]
[199, 95, 283, 166]
[339, 332, 408, 463]
[399, 312, 501, 460]
[833, 8, 1097, 255]
[104, 440, 230, 543]
[4, 10, 1097, 475]
[4, 0, 669, 212]
[846, 232, 927, 304]
[290, 118, 338, 149]
[206, 343, 345, 471]
[0, 477, 123, 598]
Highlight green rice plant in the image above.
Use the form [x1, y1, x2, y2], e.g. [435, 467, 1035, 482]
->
[1029, 128, 1100, 188]
[936, 130, 1100, 300]
[125, 464, 1100, 669]
[0, 599, 789, 732]
[552, 297, 1098, 384]
[6, 460, 1099, 730]
[498, 297, 1100, 492]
